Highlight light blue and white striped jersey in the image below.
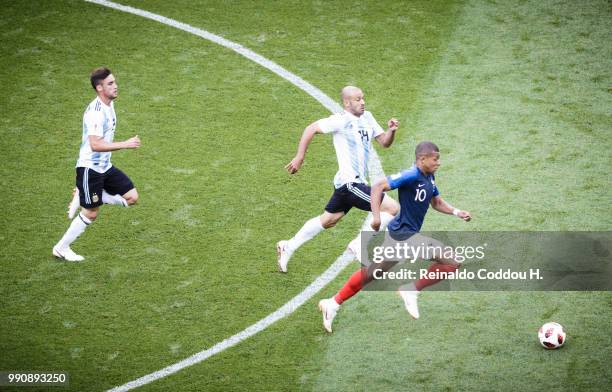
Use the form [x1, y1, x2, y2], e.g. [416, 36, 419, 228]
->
[317, 110, 384, 188]
[76, 97, 116, 173]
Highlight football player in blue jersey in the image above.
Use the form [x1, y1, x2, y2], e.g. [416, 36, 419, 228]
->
[318, 141, 471, 332]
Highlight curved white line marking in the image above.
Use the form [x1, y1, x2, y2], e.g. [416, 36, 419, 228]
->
[86, 0, 341, 114]
[83, 1, 386, 390]
[110, 254, 355, 392]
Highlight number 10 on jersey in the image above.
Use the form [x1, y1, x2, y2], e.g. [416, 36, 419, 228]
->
[415, 188, 426, 202]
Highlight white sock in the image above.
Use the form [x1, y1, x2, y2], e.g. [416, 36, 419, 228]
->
[379, 212, 394, 231]
[286, 216, 325, 252]
[350, 211, 395, 244]
[102, 190, 127, 206]
[57, 213, 92, 248]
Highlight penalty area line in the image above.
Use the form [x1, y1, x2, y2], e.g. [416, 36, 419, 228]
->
[84, 1, 387, 391]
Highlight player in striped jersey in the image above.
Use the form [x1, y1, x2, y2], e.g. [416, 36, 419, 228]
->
[53, 67, 141, 261]
[276, 86, 401, 272]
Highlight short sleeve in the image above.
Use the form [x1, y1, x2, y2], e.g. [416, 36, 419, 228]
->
[387, 167, 419, 190]
[365, 112, 384, 138]
[317, 113, 344, 134]
[84, 109, 104, 137]
[432, 175, 440, 196]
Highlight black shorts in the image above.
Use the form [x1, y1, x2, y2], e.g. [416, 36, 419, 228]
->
[76, 166, 134, 209]
[324, 182, 384, 214]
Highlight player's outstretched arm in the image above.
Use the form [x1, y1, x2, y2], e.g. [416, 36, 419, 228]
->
[89, 135, 141, 152]
[371, 178, 392, 231]
[285, 122, 322, 174]
[375, 118, 399, 148]
[431, 196, 471, 221]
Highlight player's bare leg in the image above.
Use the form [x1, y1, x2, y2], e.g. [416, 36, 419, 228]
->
[121, 188, 139, 206]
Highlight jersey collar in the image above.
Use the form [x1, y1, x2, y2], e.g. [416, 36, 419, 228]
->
[413, 163, 430, 178]
[96, 96, 112, 108]
[343, 110, 363, 120]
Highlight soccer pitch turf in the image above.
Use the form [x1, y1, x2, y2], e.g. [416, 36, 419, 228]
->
[1, 0, 610, 391]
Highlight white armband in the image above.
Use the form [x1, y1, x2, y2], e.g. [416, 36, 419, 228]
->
[452, 208, 460, 217]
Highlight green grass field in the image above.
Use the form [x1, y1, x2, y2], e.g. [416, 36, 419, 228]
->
[1, 0, 610, 391]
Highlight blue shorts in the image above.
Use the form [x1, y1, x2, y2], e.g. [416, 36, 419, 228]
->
[75, 166, 134, 209]
[324, 182, 384, 214]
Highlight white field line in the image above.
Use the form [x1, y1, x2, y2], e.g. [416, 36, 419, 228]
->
[84, 1, 386, 391]
[85, 0, 341, 114]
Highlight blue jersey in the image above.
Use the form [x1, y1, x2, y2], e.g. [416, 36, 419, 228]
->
[386, 165, 439, 240]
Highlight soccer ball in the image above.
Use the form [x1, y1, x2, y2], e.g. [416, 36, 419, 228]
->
[538, 322, 566, 349]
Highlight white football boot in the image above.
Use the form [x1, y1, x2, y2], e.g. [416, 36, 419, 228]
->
[53, 245, 85, 262]
[398, 286, 420, 319]
[67, 188, 80, 219]
[276, 240, 293, 273]
[318, 298, 340, 333]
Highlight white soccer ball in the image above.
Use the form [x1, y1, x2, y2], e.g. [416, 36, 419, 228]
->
[538, 322, 566, 349]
